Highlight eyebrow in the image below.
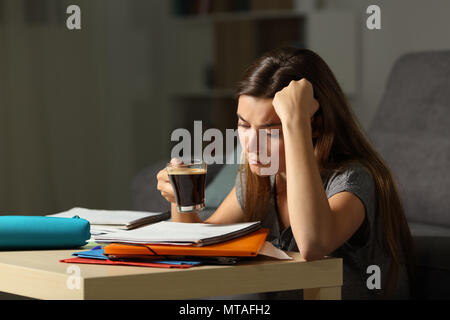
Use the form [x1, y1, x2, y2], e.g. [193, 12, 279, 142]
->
[236, 113, 281, 128]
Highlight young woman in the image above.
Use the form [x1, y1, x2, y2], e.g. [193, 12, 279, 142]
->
[157, 47, 414, 300]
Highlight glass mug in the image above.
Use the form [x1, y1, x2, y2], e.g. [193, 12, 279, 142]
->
[166, 159, 207, 213]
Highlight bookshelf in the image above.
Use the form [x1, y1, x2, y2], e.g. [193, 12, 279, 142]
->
[172, 0, 319, 17]
[171, 9, 313, 24]
[163, 0, 357, 154]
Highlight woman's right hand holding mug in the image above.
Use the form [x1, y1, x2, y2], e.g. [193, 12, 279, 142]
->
[156, 158, 182, 204]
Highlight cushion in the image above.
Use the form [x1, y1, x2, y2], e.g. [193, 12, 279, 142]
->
[369, 51, 450, 226]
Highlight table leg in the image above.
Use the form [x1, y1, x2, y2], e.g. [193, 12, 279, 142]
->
[303, 286, 341, 300]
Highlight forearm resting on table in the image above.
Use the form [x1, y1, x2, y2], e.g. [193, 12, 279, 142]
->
[170, 203, 204, 223]
[283, 119, 334, 260]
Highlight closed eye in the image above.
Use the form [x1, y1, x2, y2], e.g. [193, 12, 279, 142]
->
[237, 122, 250, 128]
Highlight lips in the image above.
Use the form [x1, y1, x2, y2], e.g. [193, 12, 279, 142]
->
[248, 153, 271, 166]
[248, 153, 258, 164]
[249, 158, 267, 166]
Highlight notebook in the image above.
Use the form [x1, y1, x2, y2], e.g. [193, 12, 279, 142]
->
[103, 228, 269, 257]
[94, 221, 261, 246]
[47, 207, 170, 230]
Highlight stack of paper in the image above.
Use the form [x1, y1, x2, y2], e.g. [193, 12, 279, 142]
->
[94, 221, 261, 246]
[47, 207, 170, 230]
[59, 221, 292, 270]
[102, 229, 292, 260]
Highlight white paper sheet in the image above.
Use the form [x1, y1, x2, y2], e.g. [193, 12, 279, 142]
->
[258, 241, 293, 260]
[94, 221, 261, 245]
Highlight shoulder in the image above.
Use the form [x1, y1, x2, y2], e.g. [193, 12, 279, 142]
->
[324, 162, 377, 215]
[325, 162, 374, 193]
[326, 163, 379, 249]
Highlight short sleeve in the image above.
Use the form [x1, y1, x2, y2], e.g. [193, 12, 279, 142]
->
[325, 164, 377, 248]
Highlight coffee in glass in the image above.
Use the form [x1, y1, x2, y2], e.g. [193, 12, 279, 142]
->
[166, 160, 207, 212]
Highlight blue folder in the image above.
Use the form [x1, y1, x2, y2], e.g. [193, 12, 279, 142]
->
[73, 246, 109, 260]
[73, 246, 202, 265]
[0, 216, 90, 250]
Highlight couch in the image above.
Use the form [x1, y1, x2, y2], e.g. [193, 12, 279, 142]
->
[132, 51, 450, 299]
[368, 50, 450, 299]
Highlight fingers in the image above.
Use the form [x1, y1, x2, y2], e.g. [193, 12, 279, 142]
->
[170, 158, 183, 166]
[161, 190, 176, 203]
[313, 98, 320, 113]
[295, 79, 319, 114]
[290, 78, 311, 87]
[158, 183, 176, 203]
[156, 179, 172, 193]
[156, 168, 176, 203]
[157, 168, 169, 182]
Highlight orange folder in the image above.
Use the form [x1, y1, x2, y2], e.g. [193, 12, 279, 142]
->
[104, 228, 269, 258]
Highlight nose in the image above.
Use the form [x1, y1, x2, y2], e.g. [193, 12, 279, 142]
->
[244, 129, 265, 165]
[244, 128, 258, 153]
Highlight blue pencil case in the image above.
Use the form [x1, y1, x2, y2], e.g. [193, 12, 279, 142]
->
[0, 216, 91, 250]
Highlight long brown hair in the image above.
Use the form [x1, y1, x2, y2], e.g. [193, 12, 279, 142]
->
[236, 47, 415, 297]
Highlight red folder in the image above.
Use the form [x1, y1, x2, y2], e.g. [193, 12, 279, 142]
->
[59, 257, 195, 269]
[104, 228, 269, 258]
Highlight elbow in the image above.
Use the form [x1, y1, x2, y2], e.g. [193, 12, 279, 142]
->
[301, 251, 324, 261]
[293, 226, 333, 261]
[299, 242, 327, 261]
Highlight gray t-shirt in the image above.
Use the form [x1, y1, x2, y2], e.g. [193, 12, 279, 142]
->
[235, 163, 410, 300]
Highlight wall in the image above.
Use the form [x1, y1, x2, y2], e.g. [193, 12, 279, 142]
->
[1, 0, 449, 213]
[0, 0, 160, 213]
[323, 0, 450, 129]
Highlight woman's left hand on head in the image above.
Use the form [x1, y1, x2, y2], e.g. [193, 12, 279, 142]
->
[272, 78, 320, 125]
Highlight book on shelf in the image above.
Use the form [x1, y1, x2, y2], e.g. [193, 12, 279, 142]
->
[250, 0, 293, 11]
[214, 19, 257, 89]
[174, 0, 252, 16]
